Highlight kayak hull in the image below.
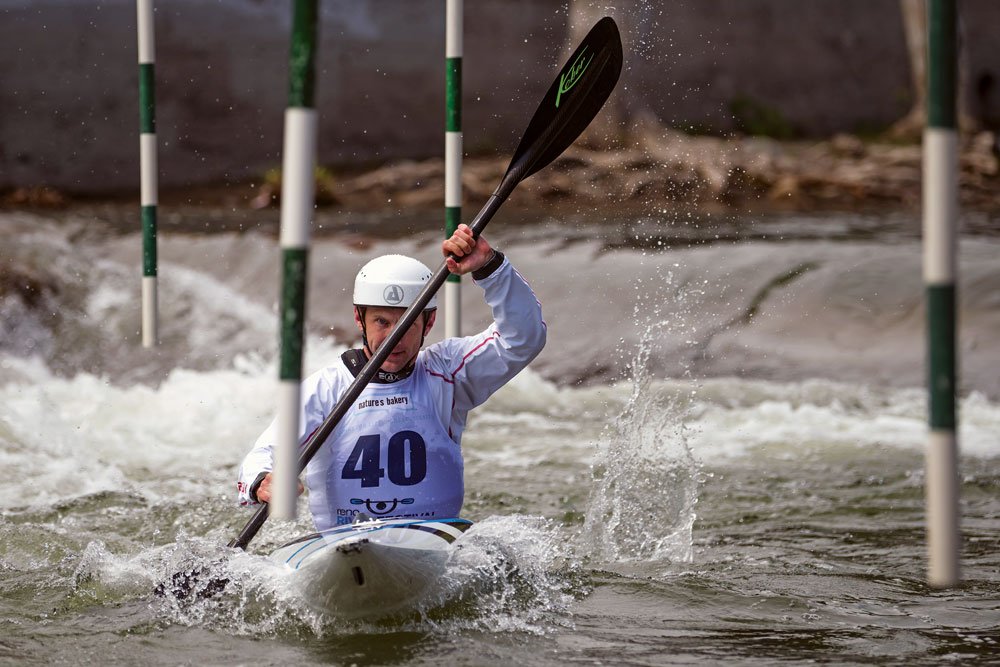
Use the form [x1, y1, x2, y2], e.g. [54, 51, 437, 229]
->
[269, 517, 472, 618]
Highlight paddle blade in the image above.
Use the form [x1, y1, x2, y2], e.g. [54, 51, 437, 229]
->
[504, 16, 623, 186]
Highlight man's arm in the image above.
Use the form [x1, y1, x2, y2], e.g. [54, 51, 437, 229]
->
[435, 224, 546, 412]
[236, 431, 275, 506]
[236, 368, 338, 506]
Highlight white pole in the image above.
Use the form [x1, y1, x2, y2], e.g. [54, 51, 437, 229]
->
[923, 0, 961, 588]
[272, 1, 319, 521]
[444, 0, 463, 338]
[137, 0, 158, 347]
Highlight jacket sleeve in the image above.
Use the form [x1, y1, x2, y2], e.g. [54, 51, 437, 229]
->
[236, 368, 340, 506]
[434, 255, 546, 414]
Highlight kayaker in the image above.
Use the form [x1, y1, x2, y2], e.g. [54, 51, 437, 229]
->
[236, 224, 546, 530]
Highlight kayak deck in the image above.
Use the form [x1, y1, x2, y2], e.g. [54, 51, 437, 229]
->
[270, 517, 472, 618]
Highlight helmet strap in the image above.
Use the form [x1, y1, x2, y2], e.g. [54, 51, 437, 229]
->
[355, 306, 372, 354]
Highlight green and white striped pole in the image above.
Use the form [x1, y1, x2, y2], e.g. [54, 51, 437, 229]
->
[137, 0, 158, 347]
[923, 0, 960, 588]
[444, 0, 463, 338]
[272, 0, 319, 521]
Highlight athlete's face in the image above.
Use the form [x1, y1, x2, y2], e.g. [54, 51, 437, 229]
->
[355, 306, 436, 373]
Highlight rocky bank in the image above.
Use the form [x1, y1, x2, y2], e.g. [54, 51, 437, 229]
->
[279, 128, 1000, 215]
[4, 129, 1000, 218]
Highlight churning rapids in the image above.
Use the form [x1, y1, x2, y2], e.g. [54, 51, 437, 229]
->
[1, 207, 999, 665]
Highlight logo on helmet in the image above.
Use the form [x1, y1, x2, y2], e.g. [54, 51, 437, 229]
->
[383, 284, 404, 305]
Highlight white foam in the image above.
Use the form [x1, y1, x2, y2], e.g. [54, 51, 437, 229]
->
[411, 514, 576, 634]
[0, 332, 345, 510]
[684, 377, 1000, 461]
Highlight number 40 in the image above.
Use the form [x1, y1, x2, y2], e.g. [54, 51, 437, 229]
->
[340, 430, 427, 487]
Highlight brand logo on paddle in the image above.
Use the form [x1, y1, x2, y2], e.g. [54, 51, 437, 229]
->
[351, 497, 415, 516]
[556, 46, 593, 108]
[383, 284, 404, 305]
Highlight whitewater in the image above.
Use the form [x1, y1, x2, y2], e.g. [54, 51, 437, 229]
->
[1, 207, 998, 664]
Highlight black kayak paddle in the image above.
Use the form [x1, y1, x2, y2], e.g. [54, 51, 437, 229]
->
[157, 16, 622, 602]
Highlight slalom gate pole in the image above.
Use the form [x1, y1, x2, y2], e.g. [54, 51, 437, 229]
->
[137, 0, 158, 347]
[923, 0, 961, 588]
[444, 0, 463, 338]
[272, 0, 320, 520]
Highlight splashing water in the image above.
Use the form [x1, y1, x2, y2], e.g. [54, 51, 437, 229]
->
[584, 266, 702, 565]
[410, 515, 578, 634]
[142, 535, 327, 638]
[111, 516, 579, 639]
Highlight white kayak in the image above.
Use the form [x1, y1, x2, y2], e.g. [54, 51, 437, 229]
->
[269, 517, 473, 618]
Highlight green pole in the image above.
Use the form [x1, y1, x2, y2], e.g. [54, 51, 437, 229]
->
[272, 0, 319, 520]
[444, 0, 463, 337]
[137, 0, 158, 347]
[923, 0, 960, 588]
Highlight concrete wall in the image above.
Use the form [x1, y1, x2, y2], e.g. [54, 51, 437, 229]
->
[1, 0, 998, 193]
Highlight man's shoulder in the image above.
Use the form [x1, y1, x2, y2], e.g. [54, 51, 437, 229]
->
[303, 355, 354, 393]
[420, 328, 500, 373]
[419, 341, 454, 375]
[419, 337, 471, 374]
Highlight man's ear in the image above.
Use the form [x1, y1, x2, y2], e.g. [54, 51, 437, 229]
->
[354, 306, 365, 332]
[424, 310, 437, 334]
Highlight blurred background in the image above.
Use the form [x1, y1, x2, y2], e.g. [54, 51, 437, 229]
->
[2, 0, 998, 199]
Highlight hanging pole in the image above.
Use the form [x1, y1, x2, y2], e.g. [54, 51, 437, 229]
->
[272, 0, 319, 521]
[137, 0, 158, 347]
[923, 0, 960, 588]
[444, 0, 463, 337]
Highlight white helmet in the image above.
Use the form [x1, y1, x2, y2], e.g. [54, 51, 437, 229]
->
[353, 255, 437, 310]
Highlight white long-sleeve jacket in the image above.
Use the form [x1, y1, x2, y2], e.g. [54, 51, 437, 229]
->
[236, 255, 545, 529]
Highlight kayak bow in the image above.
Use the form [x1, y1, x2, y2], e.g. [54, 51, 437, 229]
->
[270, 517, 473, 618]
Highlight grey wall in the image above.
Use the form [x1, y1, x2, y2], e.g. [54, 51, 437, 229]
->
[1, 0, 998, 193]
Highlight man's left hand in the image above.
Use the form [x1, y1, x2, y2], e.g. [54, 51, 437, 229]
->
[443, 224, 493, 275]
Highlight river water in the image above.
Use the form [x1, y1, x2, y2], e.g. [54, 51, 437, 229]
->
[1, 206, 998, 665]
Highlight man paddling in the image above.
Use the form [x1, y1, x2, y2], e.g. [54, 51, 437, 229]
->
[236, 224, 546, 529]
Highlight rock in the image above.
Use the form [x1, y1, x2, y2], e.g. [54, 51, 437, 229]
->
[2, 186, 68, 208]
[830, 133, 866, 158]
[966, 131, 999, 176]
[768, 174, 801, 201]
[225, 130, 1000, 214]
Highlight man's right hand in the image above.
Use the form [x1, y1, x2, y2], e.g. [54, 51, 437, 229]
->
[255, 472, 304, 503]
